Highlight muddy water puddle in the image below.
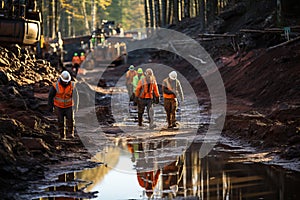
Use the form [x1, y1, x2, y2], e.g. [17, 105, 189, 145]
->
[37, 137, 300, 200]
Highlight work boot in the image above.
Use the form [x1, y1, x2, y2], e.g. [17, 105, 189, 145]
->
[66, 120, 74, 139]
[58, 122, 65, 139]
[149, 123, 157, 129]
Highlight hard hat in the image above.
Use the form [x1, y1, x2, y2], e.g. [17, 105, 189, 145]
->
[128, 65, 135, 70]
[74, 52, 78, 56]
[145, 68, 153, 76]
[169, 71, 177, 80]
[137, 68, 143, 74]
[60, 71, 71, 82]
[80, 52, 85, 56]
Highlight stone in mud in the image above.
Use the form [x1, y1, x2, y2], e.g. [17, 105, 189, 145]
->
[21, 137, 50, 151]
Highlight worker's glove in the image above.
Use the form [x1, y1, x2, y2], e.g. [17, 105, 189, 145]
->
[154, 96, 159, 104]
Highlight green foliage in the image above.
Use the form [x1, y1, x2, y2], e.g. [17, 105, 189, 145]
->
[39, 0, 145, 37]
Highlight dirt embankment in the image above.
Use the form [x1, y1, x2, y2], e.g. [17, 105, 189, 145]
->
[170, 0, 300, 162]
[0, 45, 91, 198]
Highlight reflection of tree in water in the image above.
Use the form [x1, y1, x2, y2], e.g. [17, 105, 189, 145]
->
[125, 139, 289, 199]
[76, 146, 120, 192]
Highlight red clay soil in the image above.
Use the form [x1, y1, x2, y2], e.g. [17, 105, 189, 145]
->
[211, 41, 300, 160]
[221, 45, 300, 108]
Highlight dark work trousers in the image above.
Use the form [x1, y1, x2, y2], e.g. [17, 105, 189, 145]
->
[137, 98, 154, 126]
[126, 83, 134, 101]
[164, 98, 178, 127]
[56, 106, 74, 139]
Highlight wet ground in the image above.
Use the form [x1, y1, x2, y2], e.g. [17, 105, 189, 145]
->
[26, 67, 300, 200]
[33, 136, 300, 200]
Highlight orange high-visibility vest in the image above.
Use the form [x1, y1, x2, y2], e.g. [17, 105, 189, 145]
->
[135, 77, 159, 99]
[126, 70, 137, 84]
[137, 170, 160, 190]
[53, 81, 74, 108]
[72, 56, 81, 65]
[80, 55, 86, 62]
[162, 78, 176, 99]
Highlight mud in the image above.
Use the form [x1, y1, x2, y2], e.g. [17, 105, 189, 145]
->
[0, 0, 299, 199]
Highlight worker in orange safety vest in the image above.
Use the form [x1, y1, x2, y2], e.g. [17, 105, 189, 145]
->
[162, 71, 184, 129]
[135, 68, 160, 129]
[126, 65, 137, 101]
[48, 71, 79, 139]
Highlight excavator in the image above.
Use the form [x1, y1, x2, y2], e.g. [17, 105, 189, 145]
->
[0, 0, 42, 46]
[83, 20, 129, 70]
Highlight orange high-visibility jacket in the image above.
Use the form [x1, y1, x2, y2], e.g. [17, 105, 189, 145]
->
[72, 56, 81, 65]
[135, 77, 159, 99]
[80, 55, 86, 62]
[162, 77, 184, 101]
[53, 81, 75, 108]
[137, 170, 160, 190]
[126, 70, 137, 85]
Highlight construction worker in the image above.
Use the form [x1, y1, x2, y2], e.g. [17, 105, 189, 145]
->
[80, 52, 86, 62]
[162, 71, 184, 129]
[48, 71, 79, 139]
[135, 68, 160, 129]
[71, 53, 81, 77]
[72, 52, 81, 65]
[132, 68, 144, 105]
[126, 65, 137, 101]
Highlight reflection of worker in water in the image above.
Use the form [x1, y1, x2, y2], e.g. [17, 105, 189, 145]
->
[161, 156, 184, 198]
[128, 141, 160, 198]
[137, 170, 160, 198]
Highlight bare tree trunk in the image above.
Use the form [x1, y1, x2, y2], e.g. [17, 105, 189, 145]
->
[149, 0, 154, 27]
[277, 0, 281, 24]
[179, 0, 183, 20]
[91, 0, 97, 31]
[154, 0, 161, 27]
[184, 0, 190, 18]
[144, 0, 150, 27]
[173, 0, 179, 23]
[81, 0, 90, 35]
[199, 0, 205, 30]
[51, 0, 55, 38]
[194, 0, 199, 16]
[168, 0, 173, 24]
[56, 0, 61, 34]
[161, 0, 167, 26]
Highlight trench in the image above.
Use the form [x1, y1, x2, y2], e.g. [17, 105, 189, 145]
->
[24, 67, 300, 199]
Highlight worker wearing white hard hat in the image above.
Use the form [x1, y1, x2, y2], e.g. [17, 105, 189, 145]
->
[48, 71, 79, 139]
[162, 71, 184, 129]
[135, 68, 160, 129]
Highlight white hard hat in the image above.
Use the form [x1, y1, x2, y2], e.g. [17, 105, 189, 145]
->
[169, 71, 177, 80]
[60, 71, 71, 82]
[145, 68, 153, 76]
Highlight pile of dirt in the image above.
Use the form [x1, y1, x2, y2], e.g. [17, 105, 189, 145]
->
[0, 45, 90, 198]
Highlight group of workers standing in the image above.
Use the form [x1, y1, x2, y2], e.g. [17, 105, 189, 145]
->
[71, 52, 85, 76]
[47, 64, 184, 140]
[126, 65, 184, 129]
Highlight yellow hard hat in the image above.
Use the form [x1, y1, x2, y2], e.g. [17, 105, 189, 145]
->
[137, 68, 143, 74]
